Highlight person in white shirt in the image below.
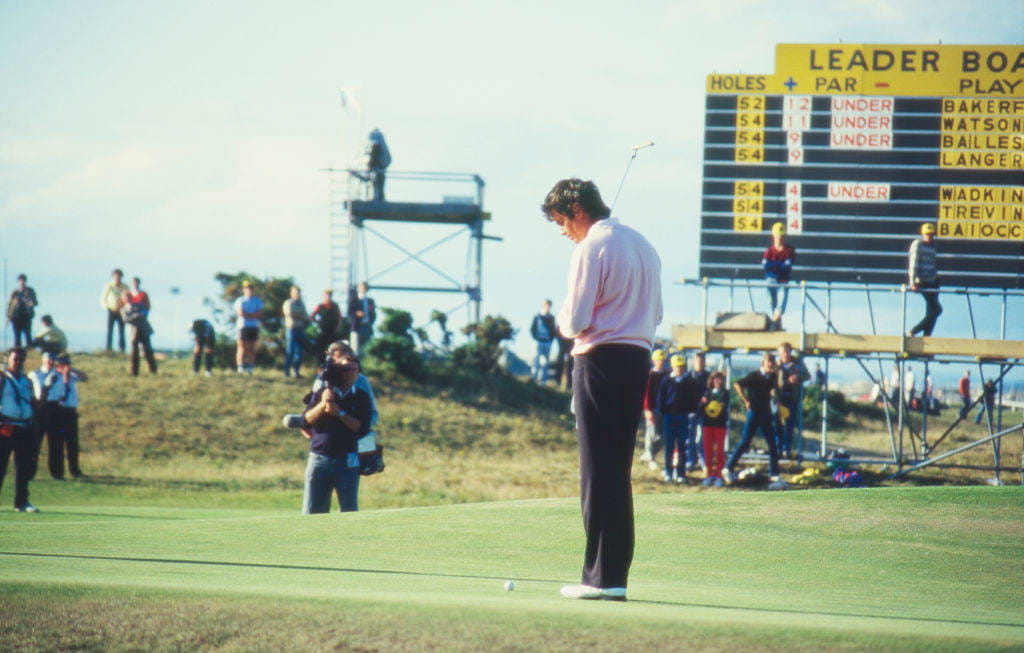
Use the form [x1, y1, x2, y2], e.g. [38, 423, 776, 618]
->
[29, 352, 59, 481]
[39, 354, 87, 479]
[541, 178, 662, 602]
[233, 281, 264, 375]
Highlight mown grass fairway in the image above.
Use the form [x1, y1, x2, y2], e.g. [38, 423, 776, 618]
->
[2, 486, 1022, 651]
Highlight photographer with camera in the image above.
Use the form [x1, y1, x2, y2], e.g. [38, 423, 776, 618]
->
[297, 351, 372, 513]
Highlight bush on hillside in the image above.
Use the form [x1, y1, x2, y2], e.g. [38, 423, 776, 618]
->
[802, 384, 851, 425]
[451, 315, 514, 374]
[365, 307, 423, 377]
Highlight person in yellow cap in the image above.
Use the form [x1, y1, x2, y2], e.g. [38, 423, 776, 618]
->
[656, 353, 690, 484]
[907, 222, 942, 337]
[762, 222, 796, 331]
[640, 349, 669, 470]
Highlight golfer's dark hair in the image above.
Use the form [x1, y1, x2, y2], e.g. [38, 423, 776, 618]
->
[41, 314, 53, 326]
[541, 179, 610, 221]
[7, 346, 26, 358]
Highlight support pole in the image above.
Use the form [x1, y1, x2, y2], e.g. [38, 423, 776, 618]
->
[700, 277, 709, 351]
[820, 356, 829, 458]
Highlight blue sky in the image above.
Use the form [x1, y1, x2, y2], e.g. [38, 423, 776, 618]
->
[1, 0, 1022, 383]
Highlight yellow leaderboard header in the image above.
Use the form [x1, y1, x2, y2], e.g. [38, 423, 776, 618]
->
[707, 44, 1024, 97]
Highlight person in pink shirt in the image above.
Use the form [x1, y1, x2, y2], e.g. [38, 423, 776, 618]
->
[542, 178, 662, 602]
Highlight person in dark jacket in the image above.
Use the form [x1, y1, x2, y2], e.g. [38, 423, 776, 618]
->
[685, 351, 710, 472]
[775, 342, 809, 458]
[366, 128, 391, 201]
[657, 354, 693, 484]
[530, 300, 557, 383]
[724, 353, 786, 489]
[299, 353, 372, 513]
[347, 282, 376, 357]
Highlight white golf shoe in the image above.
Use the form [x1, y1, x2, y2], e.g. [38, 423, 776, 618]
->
[560, 584, 627, 601]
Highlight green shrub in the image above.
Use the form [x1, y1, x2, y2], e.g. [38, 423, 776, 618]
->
[802, 384, 850, 424]
[451, 315, 514, 374]
[364, 308, 423, 377]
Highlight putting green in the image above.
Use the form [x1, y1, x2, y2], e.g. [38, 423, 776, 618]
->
[1, 486, 1021, 651]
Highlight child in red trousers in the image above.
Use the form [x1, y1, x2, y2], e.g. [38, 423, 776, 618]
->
[701, 371, 730, 487]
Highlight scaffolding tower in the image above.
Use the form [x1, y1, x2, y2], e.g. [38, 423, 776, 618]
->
[325, 168, 496, 326]
[673, 278, 1024, 484]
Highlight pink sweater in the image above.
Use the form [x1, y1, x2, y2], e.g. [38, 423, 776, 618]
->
[557, 218, 663, 356]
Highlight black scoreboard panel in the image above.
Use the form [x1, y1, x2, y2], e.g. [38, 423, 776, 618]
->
[698, 44, 1024, 289]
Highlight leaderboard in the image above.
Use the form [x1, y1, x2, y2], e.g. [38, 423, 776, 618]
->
[699, 44, 1024, 289]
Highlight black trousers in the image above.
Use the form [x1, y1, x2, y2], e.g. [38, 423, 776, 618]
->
[48, 407, 80, 479]
[30, 404, 58, 480]
[0, 425, 35, 508]
[909, 282, 943, 336]
[106, 309, 126, 351]
[11, 317, 32, 348]
[131, 333, 158, 375]
[572, 344, 649, 589]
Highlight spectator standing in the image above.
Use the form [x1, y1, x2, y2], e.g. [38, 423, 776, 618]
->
[100, 269, 129, 352]
[813, 363, 826, 387]
[639, 349, 668, 470]
[311, 290, 344, 361]
[723, 352, 785, 489]
[299, 353, 372, 513]
[975, 379, 997, 425]
[554, 329, 574, 390]
[7, 274, 38, 348]
[958, 370, 971, 419]
[905, 366, 917, 405]
[888, 365, 901, 407]
[657, 354, 690, 484]
[32, 315, 67, 355]
[530, 299, 557, 383]
[686, 351, 710, 472]
[123, 280, 157, 376]
[347, 282, 376, 357]
[542, 178, 662, 602]
[907, 223, 943, 337]
[775, 342, 809, 458]
[700, 371, 730, 486]
[191, 319, 216, 376]
[762, 222, 795, 331]
[39, 354, 85, 479]
[366, 128, 391, 202]
[233, 281, 264, 375]
[0, 347, 38, 512]
[29, 351, 58, 480]
[283, 285, 310, 378]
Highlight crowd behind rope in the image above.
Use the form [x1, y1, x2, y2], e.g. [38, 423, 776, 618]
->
[633, 343, 812, 491]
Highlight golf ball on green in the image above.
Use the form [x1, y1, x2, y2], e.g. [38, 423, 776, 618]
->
[504, 580, 515, 591]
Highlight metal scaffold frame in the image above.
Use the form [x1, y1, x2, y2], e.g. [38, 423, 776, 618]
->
[324, 168, 498, 327]
[674, 278, 1024, 484]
